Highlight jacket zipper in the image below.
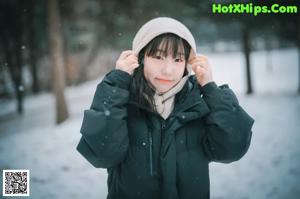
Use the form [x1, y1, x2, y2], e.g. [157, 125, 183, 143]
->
[148, 129, 153, 176]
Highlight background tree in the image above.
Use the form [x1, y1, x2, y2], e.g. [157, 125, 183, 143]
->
[48, 0, 69, 124]
[0, 0, 25, 113]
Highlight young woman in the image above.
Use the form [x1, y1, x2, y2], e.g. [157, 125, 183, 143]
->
[76, 17, 254, 199]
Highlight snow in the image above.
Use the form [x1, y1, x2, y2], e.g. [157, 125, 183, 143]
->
[0, 48, 299, 199]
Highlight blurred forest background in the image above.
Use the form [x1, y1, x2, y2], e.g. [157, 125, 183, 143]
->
[0, 0, 299, 123]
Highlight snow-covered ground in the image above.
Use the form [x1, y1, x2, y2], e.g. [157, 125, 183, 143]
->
[0, 48, 299, 199]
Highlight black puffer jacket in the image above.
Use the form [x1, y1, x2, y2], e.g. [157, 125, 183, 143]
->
[76, 69, 254, 199]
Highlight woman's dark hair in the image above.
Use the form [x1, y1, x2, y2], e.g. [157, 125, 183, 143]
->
[130, 33, 191, 112]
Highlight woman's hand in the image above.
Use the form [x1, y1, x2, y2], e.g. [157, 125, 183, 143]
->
[115, 50, 139, 75]
[189, 55, 213, 87]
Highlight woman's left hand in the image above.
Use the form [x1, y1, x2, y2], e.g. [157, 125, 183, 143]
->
[189, 55, 213, 87]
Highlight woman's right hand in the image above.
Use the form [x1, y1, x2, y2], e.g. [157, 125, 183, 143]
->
[115, 50, 139, 75]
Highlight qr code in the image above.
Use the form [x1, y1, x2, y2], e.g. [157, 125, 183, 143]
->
[2, 170, 30, 196]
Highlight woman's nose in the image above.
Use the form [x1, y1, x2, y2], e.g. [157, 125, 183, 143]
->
[161, 59, 173, 76]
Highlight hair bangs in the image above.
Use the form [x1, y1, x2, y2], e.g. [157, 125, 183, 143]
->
[144, 33, 190, 61]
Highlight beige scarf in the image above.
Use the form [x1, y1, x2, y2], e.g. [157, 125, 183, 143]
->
[153, 75, 188, 119]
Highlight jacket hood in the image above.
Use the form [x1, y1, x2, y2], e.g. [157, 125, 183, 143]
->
[132, 17, 197, 64]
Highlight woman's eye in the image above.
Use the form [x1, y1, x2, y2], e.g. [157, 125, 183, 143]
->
[154, 55, 162, 59]
[175, 58, 183, 62]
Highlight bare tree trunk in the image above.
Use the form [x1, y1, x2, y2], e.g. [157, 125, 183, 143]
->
[298, 44, 300, 94]
[242, 24, 253, 94]
[265, 34, 273, 72]
[15, 30, 24, 114]
[297, 19, 300, 94]
[3, 33, 23, 114]
[14, 1, 25, 114]
[48, 0, 69, 124]
[27, 0, 39, 94]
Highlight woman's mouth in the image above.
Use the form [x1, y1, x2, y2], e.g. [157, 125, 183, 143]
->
[156, 78, 173, 84]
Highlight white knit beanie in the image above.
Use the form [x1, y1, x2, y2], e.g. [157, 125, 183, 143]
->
[132, 17, 197, 63]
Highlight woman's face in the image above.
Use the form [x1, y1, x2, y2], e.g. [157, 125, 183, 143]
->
[143, 47, 186, 94]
